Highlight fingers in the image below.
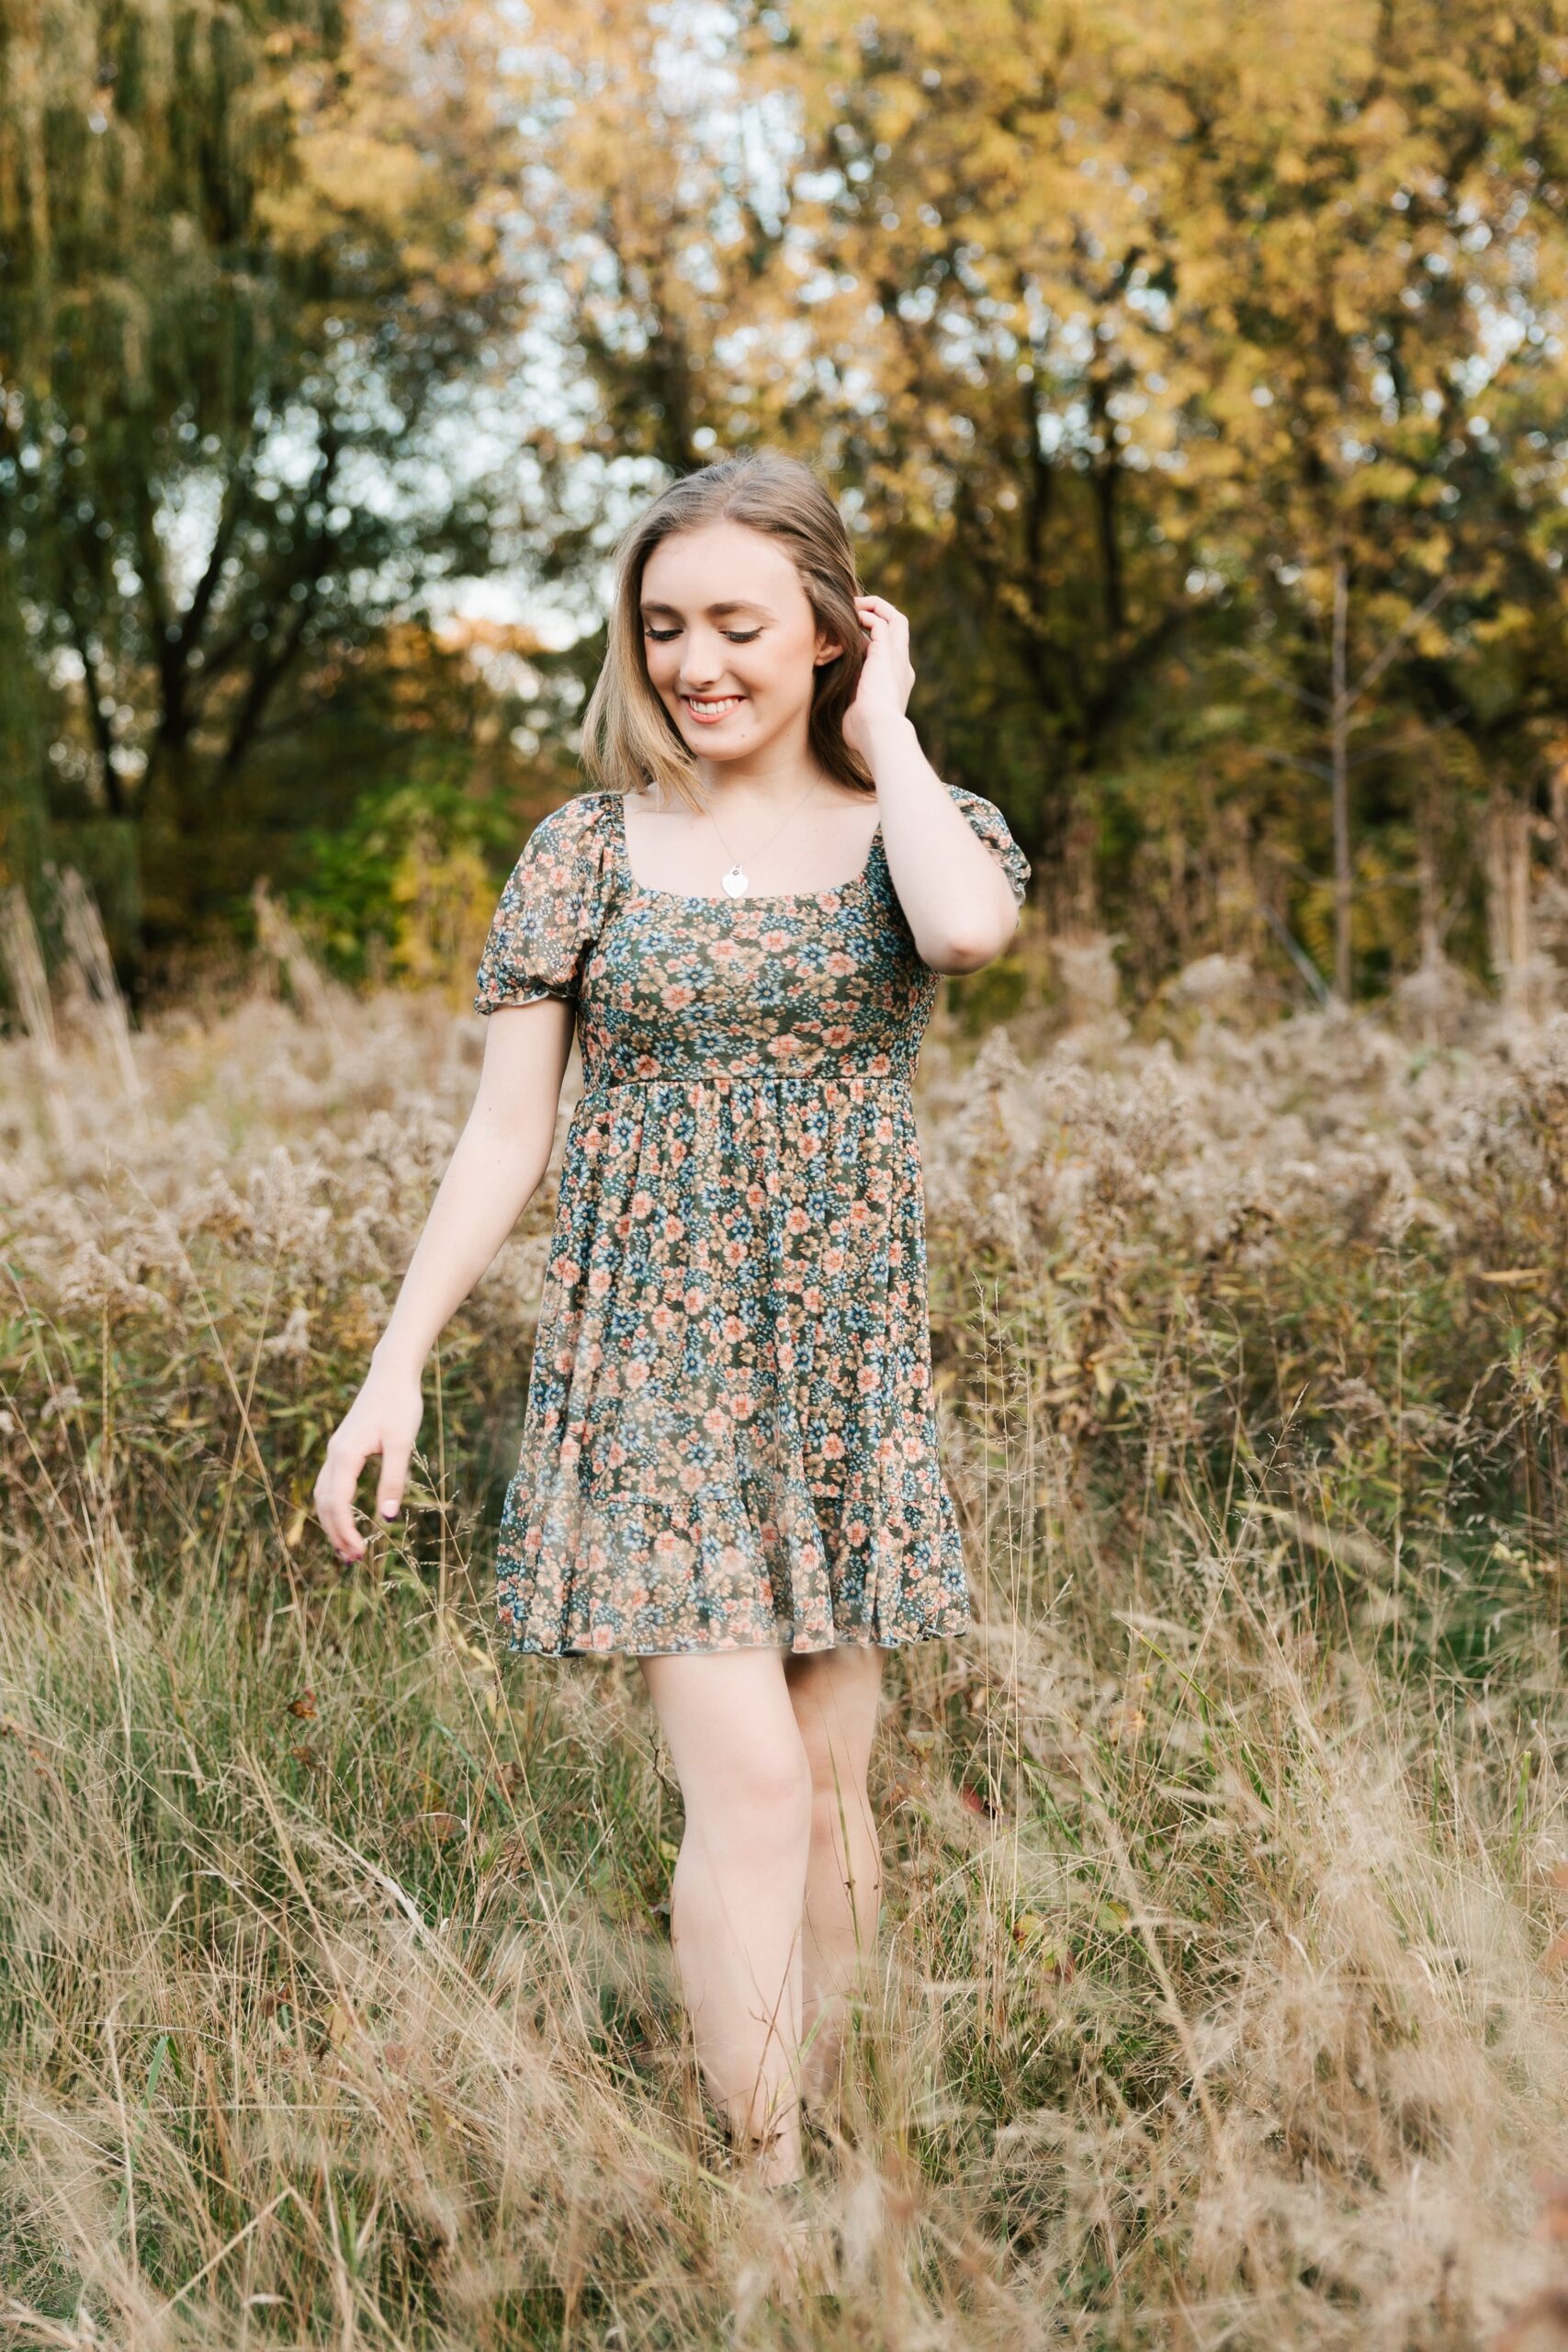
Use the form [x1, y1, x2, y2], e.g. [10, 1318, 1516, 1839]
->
[314, 1435, 367, 1561]
[315, 1380, 423, 1567]
[314, 1427, 402, 1565]
[374, 1439, 412, 1525]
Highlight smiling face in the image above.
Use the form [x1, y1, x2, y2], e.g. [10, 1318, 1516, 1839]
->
[637, 519, 843, 775]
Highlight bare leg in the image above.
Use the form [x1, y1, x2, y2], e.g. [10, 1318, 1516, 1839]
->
[639, 1649, 813, 2187]
[784, 1643, 885, 2116]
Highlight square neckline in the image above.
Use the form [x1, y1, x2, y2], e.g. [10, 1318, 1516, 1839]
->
[608, 787, 884, 907]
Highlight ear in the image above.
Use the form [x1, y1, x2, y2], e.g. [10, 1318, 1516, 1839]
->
[814, 637, 843, 666]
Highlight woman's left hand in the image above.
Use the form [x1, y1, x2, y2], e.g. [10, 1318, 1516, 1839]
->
[841, 594, 915, 762]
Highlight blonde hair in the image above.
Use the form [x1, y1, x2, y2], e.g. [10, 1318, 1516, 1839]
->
[579, 449, 874, 810]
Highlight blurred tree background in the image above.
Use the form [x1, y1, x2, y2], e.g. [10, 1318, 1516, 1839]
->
[5, 0, 1568, 1012]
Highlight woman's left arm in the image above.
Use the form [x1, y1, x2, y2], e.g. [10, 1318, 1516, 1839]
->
[843, 594, 1021, 973]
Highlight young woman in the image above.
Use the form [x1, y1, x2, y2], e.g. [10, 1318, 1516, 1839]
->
[313, 449, 1029, 2197]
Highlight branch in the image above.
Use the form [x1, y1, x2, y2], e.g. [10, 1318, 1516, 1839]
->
[1258, 902, 1332, 1008]
[178, 464, 253, 656]
[219, 576, 328, 775]
[1348, 570, 1456, 705]
[199, 436, 339, 694]
[1346, 708, 1472, 768]
[63, 605, 125, 818]
[1222, 646, 1332, 715]
[1249, 744, 1334, 784]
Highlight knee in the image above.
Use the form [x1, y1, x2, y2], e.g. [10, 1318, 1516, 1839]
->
[695, 1739, 813, 1859]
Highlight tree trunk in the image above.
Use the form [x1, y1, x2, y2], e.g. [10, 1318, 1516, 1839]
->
[1483, 786, 1549, 1020]
[1330, 552, 1352, 1006]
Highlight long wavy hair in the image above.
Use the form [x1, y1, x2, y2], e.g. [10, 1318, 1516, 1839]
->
[579, 449, 874, 809]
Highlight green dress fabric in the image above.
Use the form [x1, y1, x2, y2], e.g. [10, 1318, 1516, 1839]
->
[473, 785, 1030, 1656]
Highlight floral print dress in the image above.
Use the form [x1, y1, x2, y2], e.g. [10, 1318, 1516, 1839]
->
[472, 784, 1030, 1657]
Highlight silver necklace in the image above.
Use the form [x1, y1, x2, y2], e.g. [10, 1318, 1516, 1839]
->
[705, 779, 824, 898]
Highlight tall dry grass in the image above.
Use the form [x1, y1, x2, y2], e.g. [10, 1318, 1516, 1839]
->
[4, 893, 1568, 2346]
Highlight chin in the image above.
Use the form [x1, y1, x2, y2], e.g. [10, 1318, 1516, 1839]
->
[672, 713, 761, 750]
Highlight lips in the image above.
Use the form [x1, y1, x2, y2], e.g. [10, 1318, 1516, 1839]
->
[682, 694, 746, 723]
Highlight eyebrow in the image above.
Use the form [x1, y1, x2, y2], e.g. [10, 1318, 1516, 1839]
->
[638, 599, 776, 618]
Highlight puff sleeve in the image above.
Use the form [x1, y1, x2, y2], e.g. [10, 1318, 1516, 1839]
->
[947, 784, 1032, 907]
[472, 794, 615, 1015]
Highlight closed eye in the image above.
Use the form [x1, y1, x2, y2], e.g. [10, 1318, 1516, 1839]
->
[643, 627, 762, 643]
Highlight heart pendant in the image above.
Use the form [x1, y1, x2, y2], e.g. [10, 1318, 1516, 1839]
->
[721, 865, 749, 898]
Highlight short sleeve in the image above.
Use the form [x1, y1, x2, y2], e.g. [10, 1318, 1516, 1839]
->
[472, 794, 615, 1015]
[948, 784, 1031, 907]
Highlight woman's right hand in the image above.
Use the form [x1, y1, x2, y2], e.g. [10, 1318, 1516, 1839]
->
[313, 1364, 425, 1564]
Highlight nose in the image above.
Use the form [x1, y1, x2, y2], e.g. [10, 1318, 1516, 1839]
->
[676, 625, 735, 690]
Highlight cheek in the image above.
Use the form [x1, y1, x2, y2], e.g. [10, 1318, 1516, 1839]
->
[733, 658, 800, 699]
[764, 643, 819, 696]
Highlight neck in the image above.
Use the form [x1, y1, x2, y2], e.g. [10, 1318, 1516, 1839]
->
[692, 729, 833, 812]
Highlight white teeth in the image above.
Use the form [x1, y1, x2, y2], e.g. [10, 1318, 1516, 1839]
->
[684, 695, 743, 712]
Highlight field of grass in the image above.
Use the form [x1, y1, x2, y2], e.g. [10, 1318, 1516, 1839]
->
[6, 910, 1568, 2348]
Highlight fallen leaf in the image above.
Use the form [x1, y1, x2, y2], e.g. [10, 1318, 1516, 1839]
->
[1013, 1916, 1077, 1978]
[288, 1690, 318, 1720]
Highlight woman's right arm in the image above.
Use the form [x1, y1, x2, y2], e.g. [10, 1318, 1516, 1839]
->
[313, 993, 576, 1563]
